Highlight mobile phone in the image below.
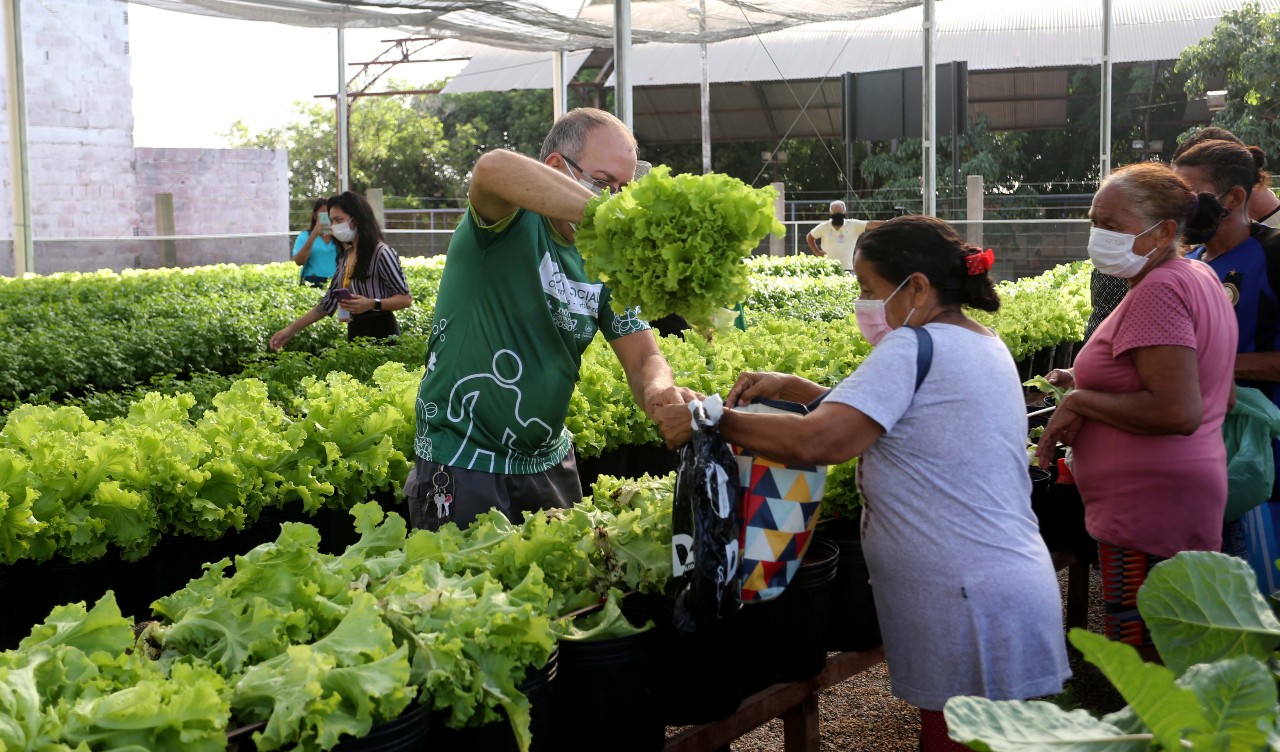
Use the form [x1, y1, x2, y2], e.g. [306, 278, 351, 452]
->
[333, 287, 354, 301]
[318, 211, 330, 226]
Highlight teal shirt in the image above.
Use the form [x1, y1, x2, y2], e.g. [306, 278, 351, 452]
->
[292, 231, 339, 280]
[414, 207, 650, 474]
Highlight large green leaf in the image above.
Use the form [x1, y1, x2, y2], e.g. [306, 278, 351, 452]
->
[1139, 551, 1280, 675]
[943, 697, 1149, 751]
[1069, 629, 1205, 750]
[1179, 656, 1277, 750]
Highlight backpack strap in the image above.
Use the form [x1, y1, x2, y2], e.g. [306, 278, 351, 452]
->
[1253, 222, 1280, 298]
[803, 326, 934, 411]
[911, 325, 933, 393]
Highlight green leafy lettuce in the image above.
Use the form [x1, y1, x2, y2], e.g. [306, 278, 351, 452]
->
[575, 165, 785, 329]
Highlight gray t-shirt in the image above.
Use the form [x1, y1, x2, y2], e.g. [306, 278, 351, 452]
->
[827, 323, 1070, 710]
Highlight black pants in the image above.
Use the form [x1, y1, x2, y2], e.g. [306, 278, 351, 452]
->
[403, 453, 582, 531]
[346, 311, 399, 341]
[301, 275, 329, 288]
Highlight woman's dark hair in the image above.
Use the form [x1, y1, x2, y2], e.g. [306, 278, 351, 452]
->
[326, 191, 386, 280]
[1172, 126, 1271, 189]
[1104, 161, 1223, 238]
[306, 197, 327, 234]
[1171, 126, 1242, 161]
[857, 215, 1001, 313]
[1247, 144, 1272, 189]
[1172, 139, 1257, 200]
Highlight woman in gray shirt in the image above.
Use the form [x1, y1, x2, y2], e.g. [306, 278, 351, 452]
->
[717, 216, 1070, 752]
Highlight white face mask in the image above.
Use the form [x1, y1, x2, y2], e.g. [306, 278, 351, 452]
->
[562, 162, 605, 195]
[853, 277, 914, 346]
[1087, 222, 1161, 278]
[331, 221, 355, 243]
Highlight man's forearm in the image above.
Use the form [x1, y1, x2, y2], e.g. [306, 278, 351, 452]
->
[1235, 352, 1280, 382]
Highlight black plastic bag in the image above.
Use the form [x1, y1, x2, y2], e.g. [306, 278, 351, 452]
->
[672, 401, 742, 633]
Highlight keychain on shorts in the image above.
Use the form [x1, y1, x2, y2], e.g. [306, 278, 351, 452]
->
[431, 469, 453, 519]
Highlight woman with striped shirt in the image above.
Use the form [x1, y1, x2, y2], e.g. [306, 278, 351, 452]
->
[270, 191, 413, 350]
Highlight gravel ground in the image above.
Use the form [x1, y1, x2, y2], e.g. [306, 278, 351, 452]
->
[700, 565, 1122, 751]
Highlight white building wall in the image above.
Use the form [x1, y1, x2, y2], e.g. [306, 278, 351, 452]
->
[135, 147, 290, 266]
[0, 0, 290, 275]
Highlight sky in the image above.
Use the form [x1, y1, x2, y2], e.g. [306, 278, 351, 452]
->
[127, 4, 468, 148]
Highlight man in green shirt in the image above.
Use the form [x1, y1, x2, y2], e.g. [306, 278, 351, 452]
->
[406, 108, 695, 530]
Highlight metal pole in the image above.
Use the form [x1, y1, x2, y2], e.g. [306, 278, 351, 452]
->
[699, 0, 710, 173]
[613, 0, 633, 129]
[921, 0, 937, 217]
[551, 50, 568, 119]
[337, 28, 350, 192]
[1099, 0, 1113, 179]
[4, 0, 31, 275]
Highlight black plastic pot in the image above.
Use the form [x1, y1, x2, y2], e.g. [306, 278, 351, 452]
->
[0, 554, 123, 649]
[1052, 341, 1078, 370]
[330, 702, 430, 751]
[430, 650, 557, 752]
[1032, 346, 1057, 382]
[629, 592, 745, 727]
[550, 602, 664, 752]
[1028, 465, 1096, 567]
[114, 534, 223, 622]
[735, 537, 839, 697]
[816, 518, 882, 654]
[576, 444, 679, 498]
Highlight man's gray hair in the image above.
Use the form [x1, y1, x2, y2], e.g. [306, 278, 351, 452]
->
[539, 108, 636, 162]
[829, 200, 847, 212]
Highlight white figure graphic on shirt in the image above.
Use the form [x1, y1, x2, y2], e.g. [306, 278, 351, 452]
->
[414, 400, 438, 460]
[447, 349, 553, 472]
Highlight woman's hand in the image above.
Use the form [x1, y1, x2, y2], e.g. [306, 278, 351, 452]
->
[269, 327, 293, 352]
[1044, 368, 1075, 390]
[1036, 401, 1084, 468]
[726, 371, 790, 408]
[339, 295, 377, 315]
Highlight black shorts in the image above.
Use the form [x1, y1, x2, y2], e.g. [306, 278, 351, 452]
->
[403, 453, 582, 531]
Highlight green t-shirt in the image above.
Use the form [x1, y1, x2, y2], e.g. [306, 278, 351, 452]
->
[414, 206, 650, 474]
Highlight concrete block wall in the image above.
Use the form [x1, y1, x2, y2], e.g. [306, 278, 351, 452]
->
[135, 147, 289, 266]
[0, 0, 142, 243]
[0, 0, 292, 275]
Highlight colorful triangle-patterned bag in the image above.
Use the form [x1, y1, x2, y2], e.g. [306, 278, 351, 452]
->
[731, 398, 827, 603]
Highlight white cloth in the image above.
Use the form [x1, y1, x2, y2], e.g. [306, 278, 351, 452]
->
[826, 323, 1070, 710]
[808, 218, 868, 271]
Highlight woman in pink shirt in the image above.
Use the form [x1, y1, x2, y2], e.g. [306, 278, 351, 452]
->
[1037, 162, 1237, 655]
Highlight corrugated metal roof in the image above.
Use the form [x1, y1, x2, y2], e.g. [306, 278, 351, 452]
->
[440, 0, 1278, 93]
[442, 49, 592, 95]
[618, 0, 1280, 86]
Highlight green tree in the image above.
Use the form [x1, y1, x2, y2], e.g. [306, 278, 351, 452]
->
[1176, 1, 1280, 156]
[429, 88, 554, 159]
[227, 84, 567, 226]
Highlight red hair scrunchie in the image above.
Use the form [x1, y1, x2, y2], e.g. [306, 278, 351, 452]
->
[965, 248, 994, 276]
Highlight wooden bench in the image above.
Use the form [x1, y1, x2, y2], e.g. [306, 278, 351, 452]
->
[663, 647, 886, 752]
[661, 552, 1087, 752]
[1051, 550, 1090, 629]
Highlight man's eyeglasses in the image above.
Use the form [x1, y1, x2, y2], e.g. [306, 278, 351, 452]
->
[562, 154, 615, 193]
[562, 155, 653, 192]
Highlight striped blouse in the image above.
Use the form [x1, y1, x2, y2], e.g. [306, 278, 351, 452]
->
[318, 242, 411, 316]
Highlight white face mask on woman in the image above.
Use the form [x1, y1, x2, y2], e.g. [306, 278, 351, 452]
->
[331, 222, 356, 243]
[1086, 222, 1160, 278]
[853, 277, 914, 346]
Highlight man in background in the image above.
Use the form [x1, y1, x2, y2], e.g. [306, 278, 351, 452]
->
[805, 200, 881, 272]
